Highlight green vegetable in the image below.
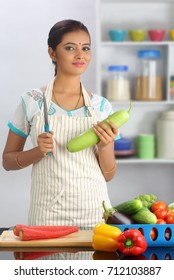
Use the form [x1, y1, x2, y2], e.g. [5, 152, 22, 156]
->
[113, 199, 143, 215]
[102, 201, 134, 224]
[168, 202, 174, 209]
[131, 207, 157, 224]
[67, 101, 132, 152]
[135, 194, 157, 209]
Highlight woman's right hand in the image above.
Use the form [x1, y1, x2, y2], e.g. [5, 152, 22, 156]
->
[37, 131, 54, 155]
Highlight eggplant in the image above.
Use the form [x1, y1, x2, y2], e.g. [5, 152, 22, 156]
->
[102, 201, 135, 224]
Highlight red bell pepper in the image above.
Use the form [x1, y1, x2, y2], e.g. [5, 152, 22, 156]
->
[117, 229, 147, 256]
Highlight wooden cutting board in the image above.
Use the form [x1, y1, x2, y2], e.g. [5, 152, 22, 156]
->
[0, 230, 93, 248]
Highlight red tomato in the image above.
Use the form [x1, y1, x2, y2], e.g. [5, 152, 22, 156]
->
[150, 228, 157, 241]
[166, 212, 174, 224]
[154, 208, 168, 220]
[151, 201, 167, 213]
[156, 219, 166, 224]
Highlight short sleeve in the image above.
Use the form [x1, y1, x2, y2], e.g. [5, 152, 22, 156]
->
[8, 97, 30, 138]
[101, 98, 114, 116]
[8, 90, 41, 138]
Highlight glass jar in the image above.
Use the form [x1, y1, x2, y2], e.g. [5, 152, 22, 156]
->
[170, 76, 174, 100]
[106, 65, 130, 101]
[135, 50, 163, 101]
[156, 110, 174, 159]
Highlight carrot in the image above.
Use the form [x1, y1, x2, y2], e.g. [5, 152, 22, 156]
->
[19, 226, 78, 241]
[13, 224, 77, 236]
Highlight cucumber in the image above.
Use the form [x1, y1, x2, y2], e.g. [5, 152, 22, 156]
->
[131, 207, 157, 224]
[114, 199, 143, 215]
[67, 101, 132, 152]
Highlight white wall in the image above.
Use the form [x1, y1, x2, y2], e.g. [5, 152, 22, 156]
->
[0, 0, 97, 227]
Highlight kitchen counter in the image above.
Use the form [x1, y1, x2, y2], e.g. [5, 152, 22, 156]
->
[1, 228, 174, 260]
[1, 246, 174, 260]
[0, 227, 94, 260]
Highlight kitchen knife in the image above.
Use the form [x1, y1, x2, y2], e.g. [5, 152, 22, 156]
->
[43, 93, 50, 133]
[43, 93, 51, 155]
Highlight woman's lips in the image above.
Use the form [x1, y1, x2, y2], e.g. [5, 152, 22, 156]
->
[72, 62, 85, 67]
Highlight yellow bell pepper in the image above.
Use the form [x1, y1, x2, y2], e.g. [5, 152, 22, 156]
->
[92, 223, 122, 252]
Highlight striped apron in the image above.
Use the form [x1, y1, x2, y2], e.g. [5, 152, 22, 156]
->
[28, 79, 111, 229]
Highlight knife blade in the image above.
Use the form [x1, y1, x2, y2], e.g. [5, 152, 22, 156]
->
[43, 93, 50, 133]
[43, 93, 51, 155]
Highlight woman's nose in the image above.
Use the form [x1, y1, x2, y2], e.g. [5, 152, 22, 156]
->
[75, 49, 84, 59]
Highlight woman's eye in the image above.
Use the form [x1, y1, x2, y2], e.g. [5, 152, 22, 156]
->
[64, 45, 91, 52]
[65, 46, 75, 51]
[82, 46, 91, 51]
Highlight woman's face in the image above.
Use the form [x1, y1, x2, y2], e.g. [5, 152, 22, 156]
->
[49, 30, 91, 76]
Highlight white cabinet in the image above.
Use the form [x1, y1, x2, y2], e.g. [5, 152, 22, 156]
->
[96, 0, 174, 204]
[96, 0, 174, 161]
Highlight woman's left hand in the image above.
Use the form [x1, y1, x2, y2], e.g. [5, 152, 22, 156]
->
[93, 120, 118, 150]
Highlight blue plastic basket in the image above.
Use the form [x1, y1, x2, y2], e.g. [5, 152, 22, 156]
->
[112, 224, 174, 247]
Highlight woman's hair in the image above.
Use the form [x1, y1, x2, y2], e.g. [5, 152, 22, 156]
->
[48, 19, 91, 75]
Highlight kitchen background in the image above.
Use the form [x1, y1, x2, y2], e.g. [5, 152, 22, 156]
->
[0, 0, 174, 227]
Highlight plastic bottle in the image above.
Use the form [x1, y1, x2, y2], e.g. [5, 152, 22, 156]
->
[137, 134, 155, 159]
[106, 65, 130, 101]
[135, 50, 162, 101]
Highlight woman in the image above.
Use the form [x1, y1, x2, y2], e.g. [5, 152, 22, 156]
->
[2, 19, 119, 229]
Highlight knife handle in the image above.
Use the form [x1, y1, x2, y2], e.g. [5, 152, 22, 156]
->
[44, 125, 52, 156]
[44, 124, 50, 133]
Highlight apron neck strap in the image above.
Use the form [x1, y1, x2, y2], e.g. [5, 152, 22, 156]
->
[45, 78, 54, 108]
[81, 83, 98, 118]
[44, 79, 98, 119]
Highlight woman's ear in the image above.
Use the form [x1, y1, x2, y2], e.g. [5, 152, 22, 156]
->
[48, 47, 56, 62]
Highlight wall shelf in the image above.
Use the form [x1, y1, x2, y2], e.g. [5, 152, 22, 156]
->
[101, 41, 174, 47]
[111, 101, 174, 106]
[117, 158, 174, 164]
[97, 0, 174, 204]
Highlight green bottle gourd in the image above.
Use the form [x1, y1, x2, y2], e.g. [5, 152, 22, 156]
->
[67, 101, 132, 152]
